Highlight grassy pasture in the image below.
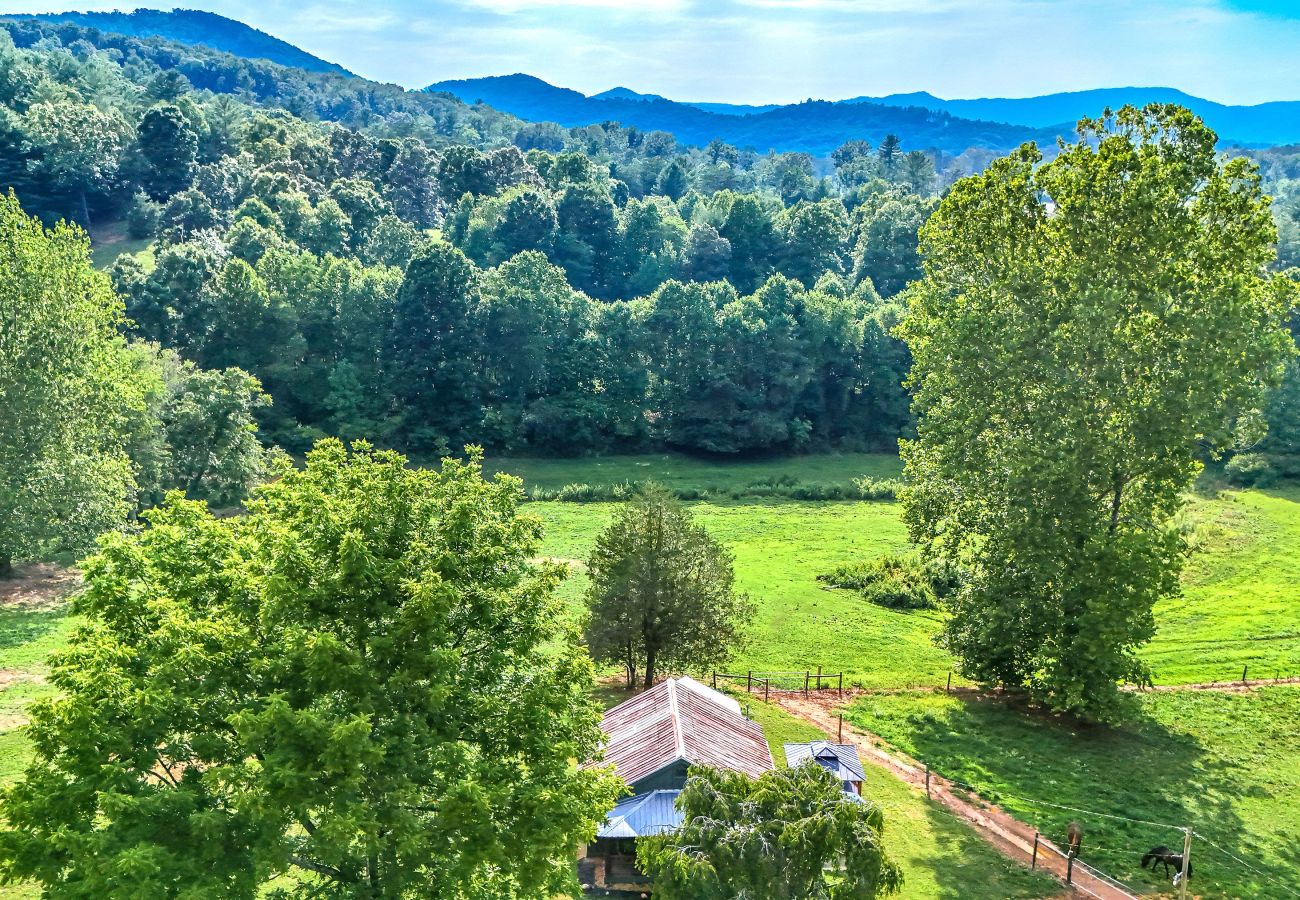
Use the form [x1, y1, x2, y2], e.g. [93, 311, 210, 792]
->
[486, 450, 902, 493]
[87, 219, 154, 270]
[501, 453, 1300, 689]
[725, 693, 1061, 899]
[846, 688, 1300, 899]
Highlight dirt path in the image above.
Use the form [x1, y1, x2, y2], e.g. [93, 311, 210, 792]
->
[773, 692, 1140, 900]
[1134, 676, 1300, 693]
[0, 563, 79, 610]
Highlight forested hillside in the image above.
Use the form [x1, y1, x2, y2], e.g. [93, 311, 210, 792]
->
[0, 18, 931, 462]
[1, 13, 1298, 477]
[24, 8, 353, 75]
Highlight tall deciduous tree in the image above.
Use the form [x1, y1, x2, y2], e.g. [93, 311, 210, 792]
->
[135, 103, 199, 200]
[0, 440, 623, 897]
[0, 193, 139, 577]
[899, 105, 1296, 720]
[584, 486, 752, 688]
[637, 764, 902, 900]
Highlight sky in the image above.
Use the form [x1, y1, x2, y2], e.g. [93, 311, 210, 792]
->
[3, 0, 1300, 105]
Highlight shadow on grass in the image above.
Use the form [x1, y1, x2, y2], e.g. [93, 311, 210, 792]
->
[0, 604, 68, 655]
[906, 793, 1062, 899]
[848, 690, 1300, 899]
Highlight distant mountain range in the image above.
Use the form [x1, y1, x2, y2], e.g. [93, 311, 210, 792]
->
[426, 74, 1057, 156]
[16, 9, 1300, 155]
[21, 8, 352, 76]
[433, 76, 1300, 152]
[678, 87, 1300, 148]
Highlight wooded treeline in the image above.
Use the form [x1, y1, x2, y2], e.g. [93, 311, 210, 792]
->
[2, 16, 1299, 469]
[0, 21, 920, 457]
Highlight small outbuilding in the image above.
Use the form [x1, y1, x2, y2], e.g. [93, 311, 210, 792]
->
[784, 740, 867, 796]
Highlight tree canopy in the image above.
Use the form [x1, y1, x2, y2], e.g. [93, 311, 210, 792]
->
[899, 105, 1297, 720]
[584, 486, 753, 688]
[0, 440, 623, 897]
[637, 763, 903, 899]
[0, 191, 139, 576]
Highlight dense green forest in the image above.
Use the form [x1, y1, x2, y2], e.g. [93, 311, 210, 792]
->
[0, 14, 1297, 471]
[0, 19, 927, 458]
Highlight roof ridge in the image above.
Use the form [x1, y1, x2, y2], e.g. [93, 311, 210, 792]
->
[666, 678, 686, 763]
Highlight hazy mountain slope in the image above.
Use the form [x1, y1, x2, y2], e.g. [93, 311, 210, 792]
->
[427, 74, 1057, 155]
[24, 8, 352, 76]
[846, 88, 1300, 147]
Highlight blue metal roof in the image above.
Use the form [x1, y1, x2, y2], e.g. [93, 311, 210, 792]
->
[783, 741, 867, 783]
[596, 789, 684, 839]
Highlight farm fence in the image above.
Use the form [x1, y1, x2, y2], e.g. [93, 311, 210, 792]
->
[712, 667, 844, 700]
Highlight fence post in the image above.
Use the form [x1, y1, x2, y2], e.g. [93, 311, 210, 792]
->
[1031, 832, 1039, 869]
[837, 714, 843, 743]
[839, 672, 843, 698]
[925, 766, 931, 799]
[804, 672, 809, 698]
[712, 672, 717, 690]
[764, 678, 769, 703]
[747, 670, 752, 693]
[1242, 665, 1248, 685]
[946, 671, 952, 694]
[1179, 828, 1192, 900]
[1066, 854, 1074, 885]
[816, 664, 823, 690]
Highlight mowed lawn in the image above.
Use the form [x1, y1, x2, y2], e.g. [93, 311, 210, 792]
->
[846, 688, 1300, 900]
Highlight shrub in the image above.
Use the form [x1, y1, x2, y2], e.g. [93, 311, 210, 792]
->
[851, 476, 902, 501]
[1225, 453, 1277, 487]
[126, 191, 162, 239]
[522, 474, 903, 504]
[818, 553, 949, 610]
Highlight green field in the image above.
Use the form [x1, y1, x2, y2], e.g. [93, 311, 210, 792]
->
[3, 452, 1299, 898]
[846, 688, 1300, 899]
[507, 454, 1300, 689]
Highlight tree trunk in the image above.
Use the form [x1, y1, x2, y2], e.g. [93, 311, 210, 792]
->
[80, 190, 91, 229]
[0, 552, 12, 579]
[644, 646, 656, 689]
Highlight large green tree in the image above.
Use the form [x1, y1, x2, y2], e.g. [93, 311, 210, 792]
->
[0, 192, 139, 577]
[584, 486, 752, 688]
[899, 105, 1296, 720]
[134, 103, 199, 200]
[0, 440, 622, 897]
[637, 764, 902, 900]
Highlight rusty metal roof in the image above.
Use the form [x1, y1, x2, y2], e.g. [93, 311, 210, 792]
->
[598, 676, 775, 786]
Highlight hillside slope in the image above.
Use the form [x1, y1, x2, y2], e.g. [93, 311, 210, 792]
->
[23, 8, 352, 76]
[851, 87, 1300, 147]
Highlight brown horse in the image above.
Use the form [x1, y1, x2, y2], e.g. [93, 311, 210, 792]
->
[1067, 822, 1084, 858]
[1142, 846, 1193, 880]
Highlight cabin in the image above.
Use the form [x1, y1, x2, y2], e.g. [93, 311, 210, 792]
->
[784, 740, 867, 796]
[579, 676, 774, 895]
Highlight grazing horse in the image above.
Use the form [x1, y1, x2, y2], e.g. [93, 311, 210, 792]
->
[1066, 822, 1084, 858]
[1142, 846, 1193, 880]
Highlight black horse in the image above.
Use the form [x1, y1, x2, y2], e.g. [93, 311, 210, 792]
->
[1141, 846, 1193, 879]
